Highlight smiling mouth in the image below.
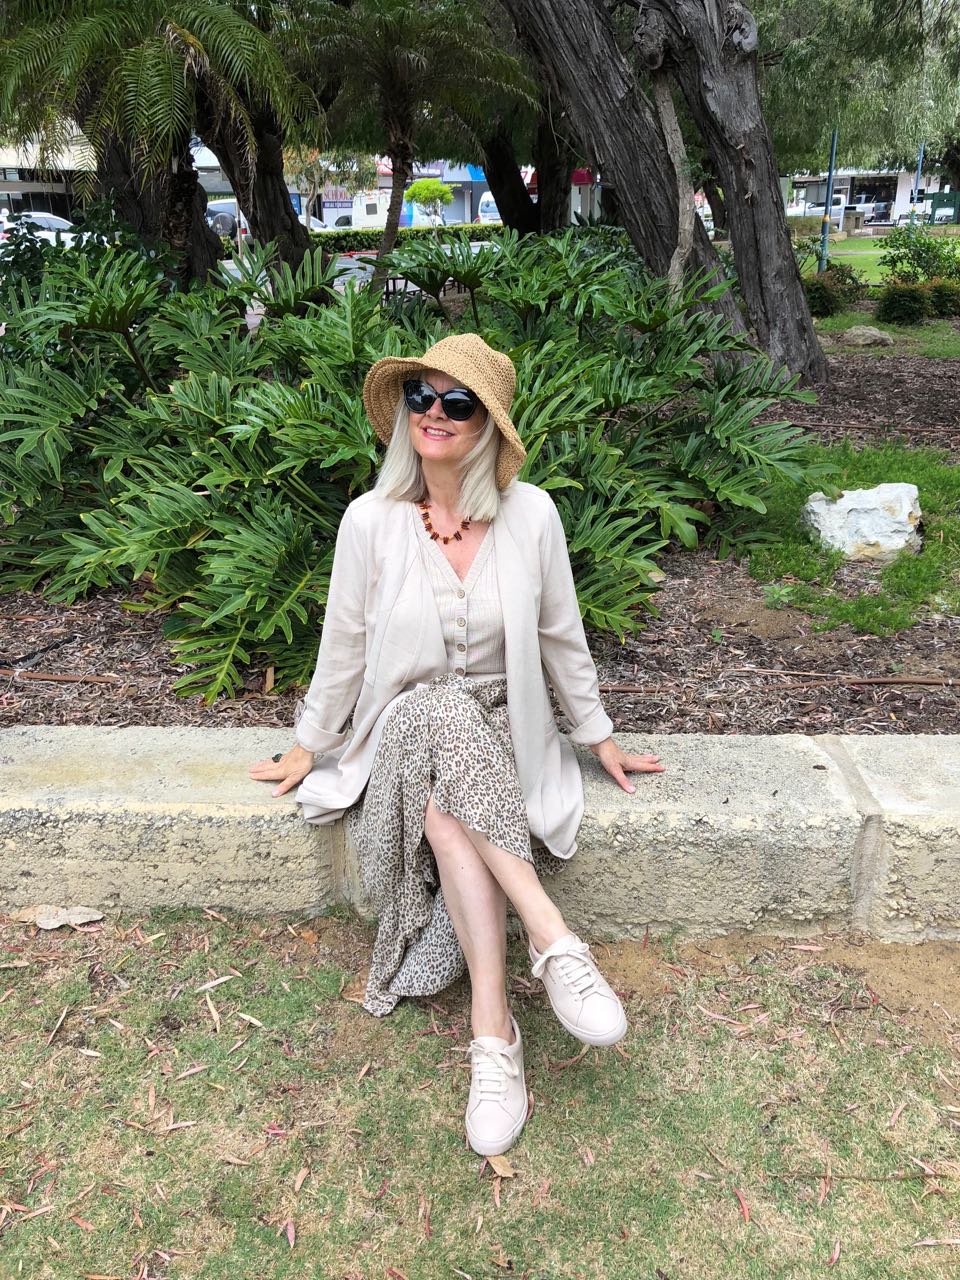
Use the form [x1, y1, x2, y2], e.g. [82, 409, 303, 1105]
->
[423, 426, 453, 439]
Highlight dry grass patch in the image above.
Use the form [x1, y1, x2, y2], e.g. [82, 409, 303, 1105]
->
[1, 910, 958, 1279]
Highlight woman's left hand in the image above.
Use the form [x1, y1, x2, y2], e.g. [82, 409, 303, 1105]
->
[589, 737, 665, 794]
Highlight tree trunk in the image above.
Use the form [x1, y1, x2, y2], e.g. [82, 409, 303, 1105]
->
[479, 126, 540, 234]
[197, 96, 310, 267]
[95, 135, 220, 286]
[372, 150, 412, 291]
[164, 147, 222, 288]
[496, 0, 744, 333]
[650, 72, 695, 291]
[95, 135, 166, 243]
[533, 102, 573, 231]
[634, 0, 827, 381]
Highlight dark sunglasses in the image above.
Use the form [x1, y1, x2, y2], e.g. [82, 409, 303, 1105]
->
[403, 378, 480, 421]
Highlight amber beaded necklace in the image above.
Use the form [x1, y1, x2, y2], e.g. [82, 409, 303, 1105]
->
[417, 501, 470, 544]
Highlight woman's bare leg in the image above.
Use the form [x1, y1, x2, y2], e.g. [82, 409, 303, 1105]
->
[423, 797, 513, 1041]
[459, 827, 569, 954]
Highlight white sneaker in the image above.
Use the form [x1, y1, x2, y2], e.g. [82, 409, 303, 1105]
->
[464, 1015, 527, 1156]
[529, 933, 627, 1047]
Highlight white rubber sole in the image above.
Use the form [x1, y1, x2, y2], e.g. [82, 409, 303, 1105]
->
[466, 1108, 528, 1156]
[548, 1000, 628, 1047]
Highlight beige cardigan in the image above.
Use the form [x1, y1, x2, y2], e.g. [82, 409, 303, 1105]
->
[294, 481, 613, 858]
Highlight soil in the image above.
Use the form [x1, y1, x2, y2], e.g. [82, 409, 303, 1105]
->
[2, 351, 959, 736]
[780, 352, 960, 458]
[597, 932, 960, 1055]
[292, 915, 960, 1057]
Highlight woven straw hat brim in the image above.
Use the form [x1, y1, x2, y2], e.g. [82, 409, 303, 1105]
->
[362, 345, 526, 491]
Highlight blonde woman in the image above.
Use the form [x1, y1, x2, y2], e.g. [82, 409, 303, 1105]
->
[251, 335, 663, 1155]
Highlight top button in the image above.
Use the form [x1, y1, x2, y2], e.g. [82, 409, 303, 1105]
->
[456, 588, 465, 598]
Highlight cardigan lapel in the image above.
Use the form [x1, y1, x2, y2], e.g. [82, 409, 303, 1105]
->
[493, 512, 547, 801]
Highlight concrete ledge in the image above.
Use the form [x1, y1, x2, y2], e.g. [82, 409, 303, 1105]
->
[2, 728, 958, 942]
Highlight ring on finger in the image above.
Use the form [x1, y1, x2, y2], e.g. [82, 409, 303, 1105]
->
[272, 753, 283, 763]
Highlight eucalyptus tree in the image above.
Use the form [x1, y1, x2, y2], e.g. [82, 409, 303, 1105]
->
[0, 0, 309, 283]
[498, 0, 827, 380]
[753, 0, 960, 173]
[314, 0, 531, 287]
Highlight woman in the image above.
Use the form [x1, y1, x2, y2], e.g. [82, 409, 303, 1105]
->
[250, 334, 663, 1156]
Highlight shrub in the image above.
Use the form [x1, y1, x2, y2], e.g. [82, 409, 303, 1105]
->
[879, 225, 960, 283]
[0, 229, 829, 702]
[821, 261, 867, 305]
[875, 282, 931, 325]
[802, 273, 843, 317]
[787, 217, 825, 238]
[928, 278, 960, 317]
[313, 223, 498, 254]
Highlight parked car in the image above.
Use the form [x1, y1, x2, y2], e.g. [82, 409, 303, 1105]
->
[205, 199, 243, 238]
[0, 209, 77, 246]
[475, 191, 501, 224]
[205, 200, 329, 239]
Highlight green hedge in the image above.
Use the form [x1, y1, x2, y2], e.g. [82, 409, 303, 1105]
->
[312, 223, 502, 254]
[876, 281, 931, 325]
[929, 278, 960, 317]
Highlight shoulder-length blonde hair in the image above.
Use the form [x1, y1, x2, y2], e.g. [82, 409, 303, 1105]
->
[374, 394, 501, 522]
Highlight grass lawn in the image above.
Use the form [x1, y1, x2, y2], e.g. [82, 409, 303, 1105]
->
[823, 240, 888, 284]
[1, 909, 959, 1279]
[746, 443, 960, 634]
[815, 311, 960, 360]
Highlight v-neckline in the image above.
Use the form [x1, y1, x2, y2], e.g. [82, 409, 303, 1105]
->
[414, 505, 493, 589]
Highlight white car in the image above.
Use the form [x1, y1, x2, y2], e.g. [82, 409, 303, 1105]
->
[475, 191, 501, 224]
[0, 210, 77, 247]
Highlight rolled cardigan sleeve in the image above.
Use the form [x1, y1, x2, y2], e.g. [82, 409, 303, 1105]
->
[537, 496, 613, 746]
[294, 505, 368, 754]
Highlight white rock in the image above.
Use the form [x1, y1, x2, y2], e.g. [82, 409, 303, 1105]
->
[839, 325, 894, 348]
[802, 483, 921, 562]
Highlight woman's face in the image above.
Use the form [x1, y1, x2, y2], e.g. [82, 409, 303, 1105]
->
[406, 368, 487, 470]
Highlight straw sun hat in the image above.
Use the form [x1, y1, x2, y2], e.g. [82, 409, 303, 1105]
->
[362, 333, 526, 490]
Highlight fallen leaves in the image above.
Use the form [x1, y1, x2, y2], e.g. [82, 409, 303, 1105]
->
[11, 904, 103, 930]
[193, 976, 235, 994]
[293, 1166, 310, 1193]
[204, 992, 221, 1033]
[732, 1187, 750, 1224]
[888, 1100, 908, 1128]
[340, 969, 370, 1005]
[827, 1240, 841, 1266]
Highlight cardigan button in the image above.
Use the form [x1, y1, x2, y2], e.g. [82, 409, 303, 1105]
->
[456, 617, 466, 628]
[456, 588, 465, 598]
[456, 642, 466, 652]
[455, 666, 465, 675]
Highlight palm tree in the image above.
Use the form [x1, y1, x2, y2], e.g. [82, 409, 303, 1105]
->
[315, 0, 531, 289]
[0, 1, 309, 283]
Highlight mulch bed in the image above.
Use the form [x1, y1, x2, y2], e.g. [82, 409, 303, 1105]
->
[3, 548, 958, 737]
[783, 354, 960, 457]
[2, 353, 958, 738]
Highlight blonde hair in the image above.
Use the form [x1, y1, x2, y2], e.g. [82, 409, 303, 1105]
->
[374, 394, 502, 522]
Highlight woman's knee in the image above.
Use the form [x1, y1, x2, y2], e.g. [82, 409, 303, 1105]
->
[423, 794, 462, 850]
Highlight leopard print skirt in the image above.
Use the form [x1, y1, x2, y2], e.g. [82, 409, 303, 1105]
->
[347, 673, 562, 1017]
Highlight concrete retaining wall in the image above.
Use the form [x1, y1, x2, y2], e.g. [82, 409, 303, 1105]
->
[2, 727, 958, 942]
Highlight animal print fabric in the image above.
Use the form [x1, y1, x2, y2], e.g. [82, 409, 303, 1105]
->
[347, 673, 562, 1017]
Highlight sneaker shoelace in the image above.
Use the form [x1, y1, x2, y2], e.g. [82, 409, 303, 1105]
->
[466, 1041, 519, 1102]
[531, 938, 602, 998]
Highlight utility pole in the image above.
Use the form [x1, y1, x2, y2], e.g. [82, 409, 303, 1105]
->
[817, 127, 838, 274]
[909, 140, 926, 227]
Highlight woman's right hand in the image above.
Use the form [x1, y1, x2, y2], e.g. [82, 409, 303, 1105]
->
[248, 744, 316, 797]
